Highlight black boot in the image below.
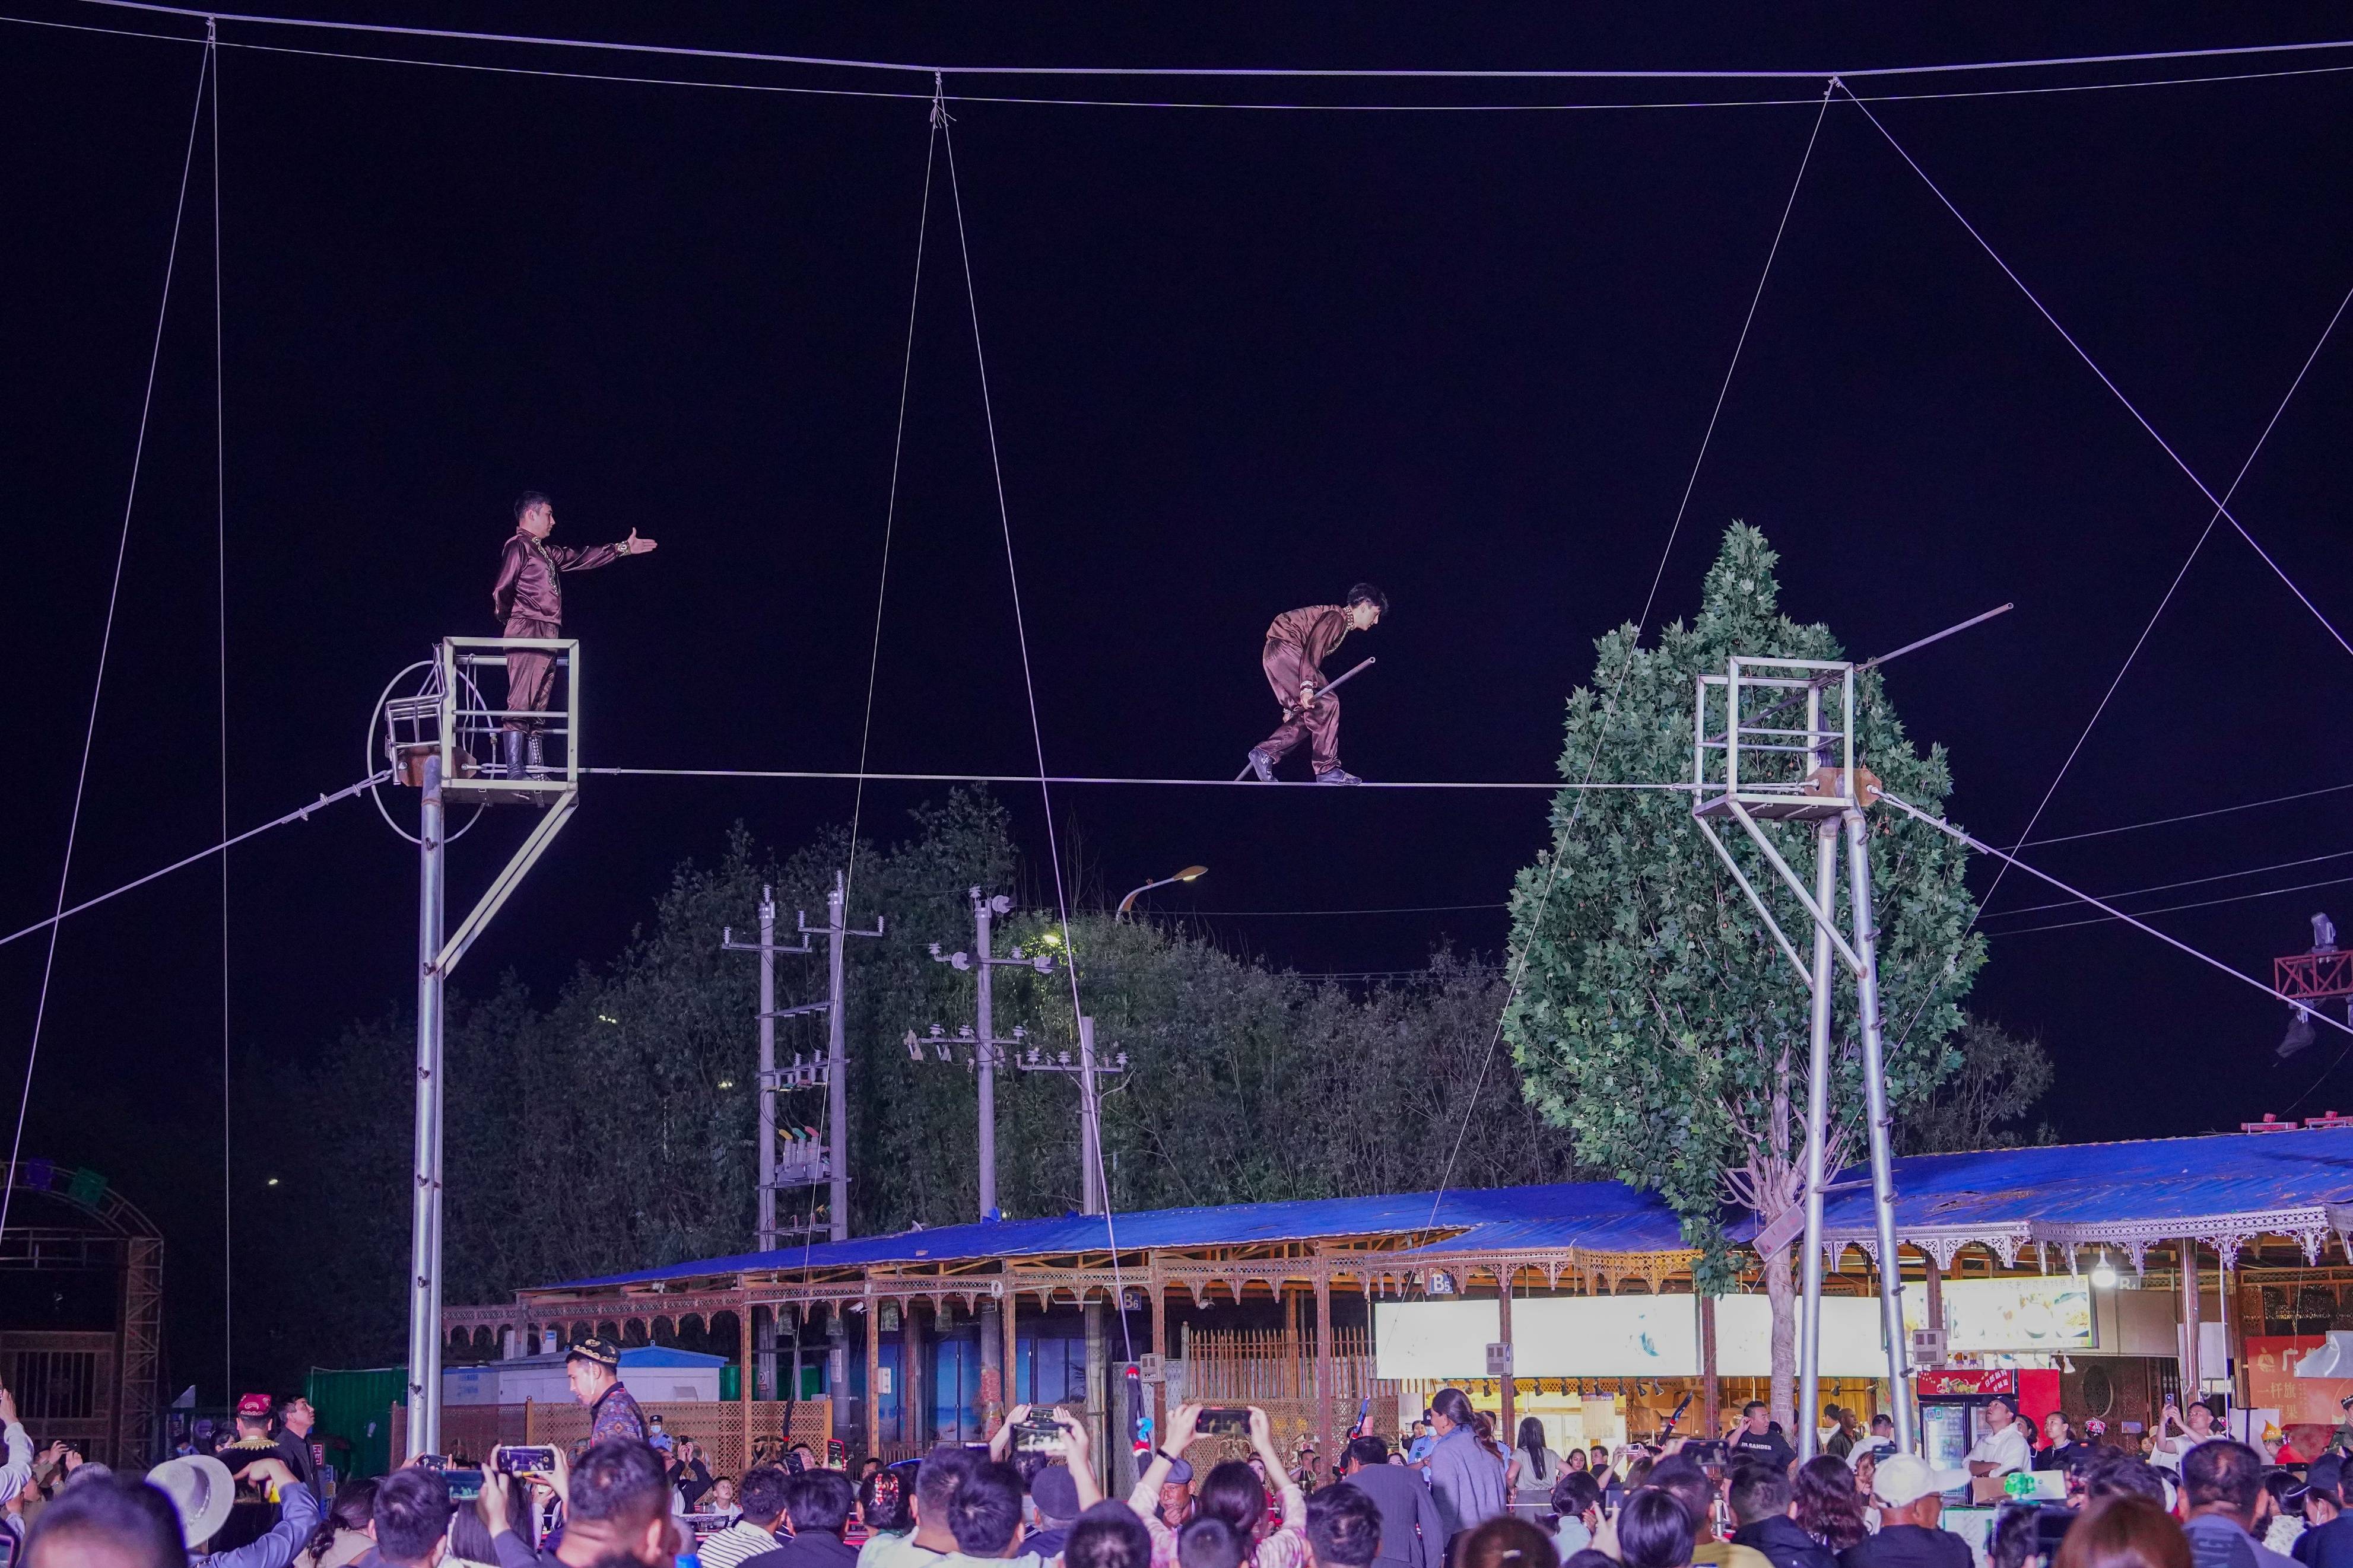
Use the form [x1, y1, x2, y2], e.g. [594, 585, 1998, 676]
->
[525, 731, 546, 778]
[500, 729, 526, 784]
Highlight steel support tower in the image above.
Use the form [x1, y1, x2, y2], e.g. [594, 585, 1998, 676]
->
[1691, 654, 1913, 1458]
[379, 637, 582, 1458]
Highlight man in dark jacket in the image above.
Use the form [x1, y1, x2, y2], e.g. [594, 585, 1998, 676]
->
[1338, 1437, 1445, 1568]
[2295, 1457, 2353, 1568]
[489, 492, 658, 783]
[1243, 586, 1385, 786]
[1729, 1464, 1837, 1568]
[1838, 1454, 1973, 1568]
[744, 1468, 859, 1568]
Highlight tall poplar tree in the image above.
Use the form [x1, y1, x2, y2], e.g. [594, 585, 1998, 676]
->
[1504, 523, 1985, 1427]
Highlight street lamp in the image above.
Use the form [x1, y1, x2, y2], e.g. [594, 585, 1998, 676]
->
[1116, 864, 1206, 921]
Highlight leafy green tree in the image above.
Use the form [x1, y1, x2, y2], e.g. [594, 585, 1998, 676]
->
[1897, 1017, 2054, 1154]
[1503, 523, 1984, 1427]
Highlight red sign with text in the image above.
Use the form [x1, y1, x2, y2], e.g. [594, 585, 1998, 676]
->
[1916, 1369, 2018, 1397]
[2244, 1336, 2353, 1427]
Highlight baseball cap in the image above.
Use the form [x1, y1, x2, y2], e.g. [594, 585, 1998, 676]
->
[1161, 1457, 1195, 1484]
[1033, 1465, 1082, 1524]
[1871, 1452, 1971, 1508]
[2305, 1456, 2346, 1504]
[234, 1393, 273, 1420]
[567, 1335, 622, 1367]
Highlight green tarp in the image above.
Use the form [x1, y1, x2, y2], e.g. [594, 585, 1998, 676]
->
[306, 1366, 406, 1481]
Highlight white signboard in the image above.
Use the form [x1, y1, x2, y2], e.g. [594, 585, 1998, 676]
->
[1374, 1295, 1887, 1379]
[1901, 1277, 2095, 1353]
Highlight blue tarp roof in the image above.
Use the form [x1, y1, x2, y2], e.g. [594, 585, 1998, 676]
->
[532, 1128, 2353, 1295]
[1807, 1127, 2353, 1239]
[543, 1179, 1692, 1291]
[466, 1346, 731, 1370]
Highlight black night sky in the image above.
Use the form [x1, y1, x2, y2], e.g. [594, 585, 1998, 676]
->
[5, 5, 2353, 1396]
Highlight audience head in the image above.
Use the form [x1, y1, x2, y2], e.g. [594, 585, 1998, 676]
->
[740, 1465, 792, 1529]
[1198, 1460, 1270, 1539]
[1457, 1518, 1562, 1568]
[567, 1438, 675, 1564]
[944, 1461, 1026, 1558]
[1033, 1467, 1084, 1529]
[307, 1477, 378, 1562]
[862, 1460, 919, 1535]
[1871, 1453, 1967, 1529]
[1741, 1400, 1771, 1436]
[1066, 1500, 1155, 1568]
[1616, 1487, 1698, 1568]
[1644, 1458, 1716, 1543]
[785, 1468, 858, 1539]
[23, 1474, 185, 1568]
[2085, 1459, 2169, 1510]
[1430, 1388, 1474, 1433]
[1551, 1471, 1603, 1523]
[1990, 1503, 2046, 1568]
[1730, 1462, 1793, 1528]
[1177, 1516, 1249, 1568]
[916, 1443, 980, 1525]
[1343, 1436, 1389, 1474]
[2181, 1442, 2263, 1519]
[372, 1468, 453, 1568]
[1795, 1454, 1869, 1551]
[2053, 1496, 2192, 1568]
[1306, 1483, 1384, 1568]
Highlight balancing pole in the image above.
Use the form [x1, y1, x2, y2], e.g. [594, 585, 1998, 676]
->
[1236, 657, 1379, 780]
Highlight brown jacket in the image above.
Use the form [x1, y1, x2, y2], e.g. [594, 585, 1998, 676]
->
[491, 532, 625, 625]
[1265, 605, 1355, 680]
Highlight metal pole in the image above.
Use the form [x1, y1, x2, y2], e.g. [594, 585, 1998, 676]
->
[1844, 807, 1915, 1450]
[2180, 1239, 2202, 1396]
[1797, 817, 1836, 1459]
[405, 753, 446, 1458]
[758, 886, 777, 1252]
[975, 889, 998, 1220]
[827, 873, 849, 1243]
[1078, 1016, 1104, 1216]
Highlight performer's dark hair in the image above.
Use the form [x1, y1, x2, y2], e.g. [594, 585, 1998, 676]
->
[514, 490, 554, 522]
[1345, 583, 1389, 613]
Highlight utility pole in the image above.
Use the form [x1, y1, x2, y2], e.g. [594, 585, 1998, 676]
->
[907, 890, 1055, 1435]
[1018, 1016, 1129, 1461]
[723, 873, 877, 1242]
[906, 891, 1057, 1218]
[808, 872, 885, 1242]
[723, 887, 813, 1253]
[723, 873, 879, 1409]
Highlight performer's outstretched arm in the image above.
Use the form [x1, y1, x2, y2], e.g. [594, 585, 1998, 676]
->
[548, 528, 659, 573]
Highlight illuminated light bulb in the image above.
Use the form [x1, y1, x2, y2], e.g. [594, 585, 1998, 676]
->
[2090, 1251, 2118, 1289]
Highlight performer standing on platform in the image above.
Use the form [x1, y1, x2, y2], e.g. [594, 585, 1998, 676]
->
[1244, 584, 1386, 785]
[490, 492, 658, 782]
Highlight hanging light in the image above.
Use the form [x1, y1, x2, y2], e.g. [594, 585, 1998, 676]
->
[2090, 1251, 2119, 1289]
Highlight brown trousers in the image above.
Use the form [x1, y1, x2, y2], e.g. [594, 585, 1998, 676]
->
[503, 616, 560, 732]
[1257, 640, 1341, 774]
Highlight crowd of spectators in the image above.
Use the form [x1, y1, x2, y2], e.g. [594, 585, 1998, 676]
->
[15, 1348, 2353, 1568]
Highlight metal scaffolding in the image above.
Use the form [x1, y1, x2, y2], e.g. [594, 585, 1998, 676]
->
[1691, 653, 1913, 1456]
